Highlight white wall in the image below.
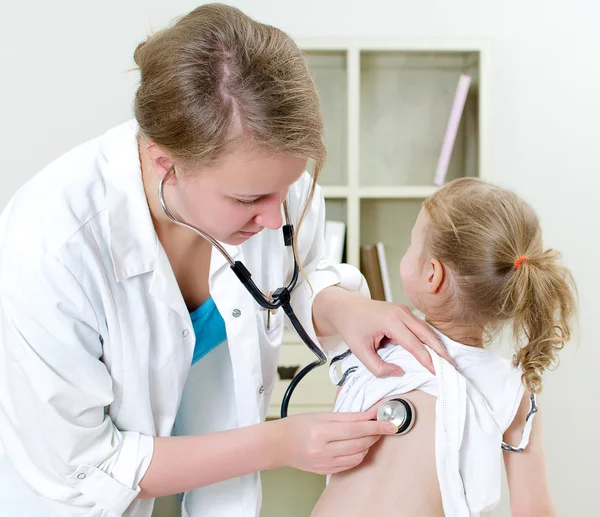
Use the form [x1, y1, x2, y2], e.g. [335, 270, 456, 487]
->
[1, 1, 598, 515]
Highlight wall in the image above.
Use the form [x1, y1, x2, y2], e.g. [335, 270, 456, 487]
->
[1, 1, 598, 515]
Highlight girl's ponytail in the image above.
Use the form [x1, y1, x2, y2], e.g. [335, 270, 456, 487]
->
[502, 249, 576, 394]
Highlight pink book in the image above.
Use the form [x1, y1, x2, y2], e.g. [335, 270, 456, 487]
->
[433, 74, 472, 186]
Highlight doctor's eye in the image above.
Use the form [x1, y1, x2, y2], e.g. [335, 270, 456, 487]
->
[234, 198, 259, 207]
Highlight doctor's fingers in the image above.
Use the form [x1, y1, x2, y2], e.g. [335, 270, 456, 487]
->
[326, 419, 397, 442]
[353, 346, 405, 378]
[327, 407, 378, 422]
[387, 323, 437, 375]
[403, 314, 454, 367]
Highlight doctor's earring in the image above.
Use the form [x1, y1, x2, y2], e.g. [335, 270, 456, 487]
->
[376, 398, 416, 435]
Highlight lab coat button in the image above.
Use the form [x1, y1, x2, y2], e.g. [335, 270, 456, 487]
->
[182, 329, 190, 338]
[259, 384, 265, 394]
[232, 309, 241, 318]
[77, 473, 86, 480]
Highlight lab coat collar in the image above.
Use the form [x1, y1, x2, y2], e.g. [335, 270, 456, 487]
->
[101, 120, 158, 282]
[209, 241, 241, 278]
[100, 120, 242, 284]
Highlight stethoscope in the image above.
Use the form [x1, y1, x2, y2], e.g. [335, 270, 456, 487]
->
[159, 167, 326, 418]
[159, 167, 417, 431]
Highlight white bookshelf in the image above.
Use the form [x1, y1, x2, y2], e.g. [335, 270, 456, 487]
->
[263, 39, 490, 514]
[267, 39, 490, 421]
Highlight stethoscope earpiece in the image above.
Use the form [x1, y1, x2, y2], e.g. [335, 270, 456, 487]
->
[376, 398, 416, 435]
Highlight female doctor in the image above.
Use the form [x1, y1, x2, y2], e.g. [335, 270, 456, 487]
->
[0, 4, 447, 517]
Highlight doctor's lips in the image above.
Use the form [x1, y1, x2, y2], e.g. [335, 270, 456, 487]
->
[239, 228, 263, 237]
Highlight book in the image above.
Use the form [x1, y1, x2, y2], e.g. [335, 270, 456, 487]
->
[324, 220, 346, 264]
[376, 241, 393, 302]
[433, 73, 472, 186]
[360, 244, 386, 301]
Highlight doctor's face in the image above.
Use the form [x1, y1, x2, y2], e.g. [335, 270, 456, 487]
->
[169, 148, 307, 245]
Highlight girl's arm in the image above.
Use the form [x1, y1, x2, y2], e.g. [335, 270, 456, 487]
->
[503, 393, 557, 517]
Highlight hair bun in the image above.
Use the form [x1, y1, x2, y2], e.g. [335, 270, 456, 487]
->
[133, 40, 148, 67]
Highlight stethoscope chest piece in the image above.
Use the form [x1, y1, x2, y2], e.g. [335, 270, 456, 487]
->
[377, 398, 416, 435]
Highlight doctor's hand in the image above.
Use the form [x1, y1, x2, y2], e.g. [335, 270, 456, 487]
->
[313, 287, 452, 376]
[272, 409, 397, 475]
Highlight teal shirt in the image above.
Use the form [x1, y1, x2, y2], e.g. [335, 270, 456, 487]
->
[189, 297, 227, 365]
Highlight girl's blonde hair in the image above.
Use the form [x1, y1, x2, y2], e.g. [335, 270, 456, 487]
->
[133, 3, 324, 248]
[423, 178, 576, 394]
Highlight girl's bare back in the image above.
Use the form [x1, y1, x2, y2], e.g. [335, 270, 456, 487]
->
[311, 390, 444, 517]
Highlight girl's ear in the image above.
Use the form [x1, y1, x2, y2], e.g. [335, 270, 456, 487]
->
[426, 258, 445, 294]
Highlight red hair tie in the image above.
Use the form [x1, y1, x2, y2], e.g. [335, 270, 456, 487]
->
[514, 256, 529, 270]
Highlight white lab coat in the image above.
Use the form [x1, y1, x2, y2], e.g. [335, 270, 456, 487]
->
[0, 121, 364, 517]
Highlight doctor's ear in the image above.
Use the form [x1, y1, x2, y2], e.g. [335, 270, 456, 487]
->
[146, 142, 176, 181]
[426, 258, 445, 295]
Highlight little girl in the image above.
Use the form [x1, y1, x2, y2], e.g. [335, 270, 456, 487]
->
[311, 178, 576, 517]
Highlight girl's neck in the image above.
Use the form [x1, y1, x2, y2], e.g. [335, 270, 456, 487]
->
[424, 318, 484, 348]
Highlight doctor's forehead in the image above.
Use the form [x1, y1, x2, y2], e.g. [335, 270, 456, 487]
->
[212, 150, 307, 195]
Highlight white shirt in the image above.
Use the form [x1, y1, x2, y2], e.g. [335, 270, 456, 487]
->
[330, 330, 531, 517]
[0, 120, 364, 517]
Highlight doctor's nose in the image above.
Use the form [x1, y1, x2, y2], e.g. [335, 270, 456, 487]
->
[254, 193, 285, 230]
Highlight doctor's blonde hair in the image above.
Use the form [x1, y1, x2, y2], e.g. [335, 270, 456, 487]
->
[423, 178, 577, 394]
[132, 3, 324, 264]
